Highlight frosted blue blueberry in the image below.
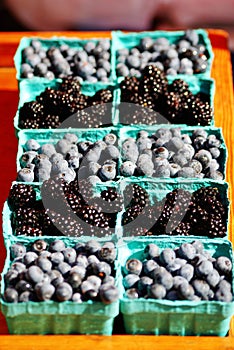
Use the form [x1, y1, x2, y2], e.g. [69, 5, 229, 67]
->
[116, 63, 129, 77]
[137, 154, 154, 176]
[129, 68, 141, 78]
[51, 159, 69, 174]
[36, 282, 55, 301]
[141, 51, 152, 62]
[67, 156, 80, 170]
[11, 262, 26, 274]
[96, 68, 107, 79]
[25, 139, 40, 152]
[177, 167, 196, 178]
[56, 262, 71, 276]
[160, 248, 176, 266]
[123, 274, 140, 289]
[10, 243, 26, 259]
[84, 41, 96, 53]
[98, 163, 116, 181]
[192, 129, 208, 139]
[76, 61, 96, 79]
[151, 267, 173, 290]
[148, 283, 166, 299]
[49, 240, 66, 253]
[85, 148, 102, 163]
[87, 175, 102, 186]
[192, 279, 210, 300]
[70, 265, 86, 280]
[66, 272, 82, 289]
[17, 168, 34, 182]
[55, 139, 71, 155]
[185, 30, 199, 46]
[23, 252, 38, 266]
[117, 48, 129, 57]
[193, 136, 206, 150]
[36, 257, 52, 273]
[104, 133, 117, 145]
[136, 136, 152, 152]
[194, 149, 212, 168]
[169, 163, 181, 177]
[26, 54, 41, 67]
[72, 293, 82, 302]
[196, 260, 213, 277]
[125, 259, 142, 276]
[215, 288, 233, 302]
[19, 291, 34, 302]
[103, 275, 115, 285]
[215, 256, 232, 276]
[181, 134, 192, 144]
[154, 165, 170, 178]
[178, 282, 195, 300]
[4, 287, 18, 303]
[20, 152, 37, 167]
[120, 161, 136, 176]
[178, 144, 195, 160]
[143, 260, 159, 275]
[98, 59, 111, 73]
[166, 290, 179, 300]
[140, 37, 154, 50]
[172, 154, 187, 167]
[87, 275, 102, 290]
[209, 147, 221, 159]
[206, 269, 220, 288]
[122, 139, 139, 163]
[86, 75, 98, 83]
[125, 288, 139, 299]
[154, 146, 169, 159]
[166, 137, 184, 152]
[51, 252, 64, 265]
[99, 284, 119, 304]
[178, 243, 196, 261]
[75, 50, 89, 62]
[188, 160, 203, 175]
[191, 240, 204, 253]
[36, 167, 51, 182]
[166, 68, 177, 75]
[59, 167, 76, 183]
[173, 276, 189, 289]
[138, 276, 153, 294]
[179, 264, 194, 282]
[27, 265, 44, 284]
[104, 145, 120, 159]
[56, 282, 73, 301]
[62, 247, 77, 265]
[80, 280, 98, 298]
[50, 153, 64, 163]
[207, 170, 223, 180]
[117, 55, 126, 64]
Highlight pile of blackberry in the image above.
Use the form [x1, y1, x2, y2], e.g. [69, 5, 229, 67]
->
[8, 180, 124, 237]
[19, 77, 113, 129]
[122, 186, 227, 238]
[120, 66, 213, 126]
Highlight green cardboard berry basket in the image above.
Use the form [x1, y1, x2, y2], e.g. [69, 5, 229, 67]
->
[0, 236, 120, 335]
[16, 126, 120, 178]
[118, 125, 227, 181]
[118, 236, 234, 336]
[119, 178, 230, 239]
[2, 178, 124, 244]
[14, 80, 119, 134]
[112, 29, 214, 81]
[14, 36, 114, 83]
[116, 76, 215, 126]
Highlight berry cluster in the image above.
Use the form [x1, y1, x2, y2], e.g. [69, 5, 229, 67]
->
[21, 39, 111, 82]
[19, 77, 113, 129]
[123, 240, 233, 302]
[120, 128, 224, 180]
[116, 30, 209, 77]
[8, 180, 124, 237]
[18, 132, 119, 183]
[120, 67, 213, 126]
[4, 239, 118, 304]
[122, 186, 227, 239]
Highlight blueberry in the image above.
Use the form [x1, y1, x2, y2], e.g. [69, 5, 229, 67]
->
[191, 240, 204, 253]
[188, 160, 202, 175]
[138, 276, 153, 295]
[125, 259, 142, 275]
[96, 68, 107, 79]
[172, 154, 187, 167]
[50, 252, 64, 265]
[4, 269, 19, 285]
[151, 267, 173, 290]
[49, 240, 66, 252]
[123, 274, 140, 289]
[56, 262, 71, 276]
[36, 282, 55, 301]
[194, 150, 212, 168]
[103, 133, 117, 146]
[154, 147, 169, 159]
[102, 275, 115, 285]
[20, 151, 37, 168]
[215, 288, 233, 302]
[76, 254, 89, 268]
[137, 154, 154, 176]
[26, 54, 41, 68]
[166, 290, 179, 300]
[62, 248, 77, 265]
[169, 163, 181, 177]
[179, 264, 194, 281]
[125, 288, 139, 299]
[36, 256, 52, 273]
[4, 287, 18, 303]
[67, 156, 80, 170]
[116, 63, 129, 77]
[98, 163, 116, 181]
[206, 268, 220, 288]
[185, 30, 199, 46]
[99, 284, 119, 304]
[56, 282, 73, 301]
[26, 265, 44, 284]
[216, 279, 232, 292]
[19, 291, 34, 302]
[51, 159, 69, 175]
[87, 275, 102, 290]
[166, 68, 177, 75]
[181, 134, 192, 144]
[23, 252, 38, 266]
[160, 248, 176, 266]
[31, 239, 47, 254]
[148, 283, 166, 299]
[39, 144, 56, 158]
[178, 243, 196, 261]
[154, 164, 170, 178]
[166, 137, 184, 152]
[144, 243, 160, 259]
[178, 144, 195, 160]
[215, 256, 232, 276]
[25, 139, 40, 152]
[192, 279, 210, 300]
[120, 161, 136, 176]
[177, 167, 196, 178]
[104, 145, 120, 160]
[143, 260, 159, 276]
[80, 280, 98, 299]
[122, 139, 139, 163]
[15, 280, 33, 293]
[55, 140, 71, 155]
[178, 282, 195, 300]
[93, 261, 111, 279]
[117, 48, 129, 57]
[98, 242, 117, 264]
[10, 243, 26, 259]
[84, 41, 96, 53]
[87, 175, 102, 186]
[140, 37, 154, 51]
[207, 170, 224, 180]
[17, 168, 34, 182]
[66, 272, 82, 290]
[72, 293, 82, 302]
[70, 265, 86, 280]
[173, 276, 189, 289]
[196, 260, 213, 277]
[97, 59, 111, 73]
[129, 68, 141, 78]
[85, 240, 101, 255]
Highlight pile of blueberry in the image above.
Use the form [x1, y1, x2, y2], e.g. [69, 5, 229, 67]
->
[123, 240, 233, 302]
[116, 30, 209, 78]
[120, 67, 213, 126]
[8, 180, 123, 237]
[120, 128, 224, 180]
[18, 132, 119, 183]
[18, 77, 113, 129]
[122, 186, 227, 238]
[3, 239, 118, 304]
[20, 39, 111, 82]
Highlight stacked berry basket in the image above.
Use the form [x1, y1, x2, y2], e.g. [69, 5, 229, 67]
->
[1, 29, 234, 337]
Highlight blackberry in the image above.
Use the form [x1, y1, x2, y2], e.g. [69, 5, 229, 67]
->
[100, 188, 124, 212]
[79, 205, 110, 228]
[181, 98, 213, 126]
[8, 184, 37, 210]
[40, 115, 61, 128]
[154, 203, 173, 235]
[46, 210, 85, 237]
[161, 91, 181, 122]
[19, 101, 44, 122]
[15, 226, 43, 237]
[41, 177, 70, 213]
[141, 65, 168, 97]
[169, 79, 191, 96]
[19, 117, 41, 129]
[122, 204, 143, 225]
[39, 209, 60, 236]
[12, 208, 40, 229]
[93, 89, 113, 103]
[172, 221, 191, 236]
[60, 77, 81, 96]
[124, 184, 149, 210]
[66, 193, 83, 214]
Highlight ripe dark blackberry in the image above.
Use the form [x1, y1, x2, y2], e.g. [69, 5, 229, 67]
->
[120, 77, 140, 103]
[172, 221, 191, 236]
[46, 209, 85, 237]
[124, 184, 149, 210]
[161, 91, 181, 122]
[41, 177, 70, 213]
[169, 79, 191, 96]
[67, 179, 79, 196]
[93, 89, 113, 103]
[12, 208, 40, 229]
[122, 204, 143, 225]
[39, 209, 60, 236]
[79, 205, 110, 228]
[141, 65, 168, 97]
[8, 184, 37, 210]
[40, 114, 61, 128]
[66, 193, 83, 214]
[19, 117, 41, 129]
[153, 203, 173, 235]
[15, 226, 43, 237]
[19, 101, 44, 122]
[60, 77, 81, 96]
[181, 98, 213, 126]
[100, 188, 124, 212]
